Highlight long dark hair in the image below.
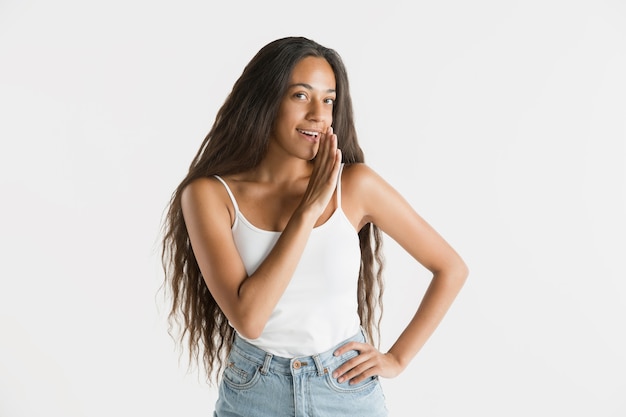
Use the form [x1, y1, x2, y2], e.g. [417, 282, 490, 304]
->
[161, 36, 384, 383]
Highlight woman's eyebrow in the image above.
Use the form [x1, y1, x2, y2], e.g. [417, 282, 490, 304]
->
[288, 82, 336, 94]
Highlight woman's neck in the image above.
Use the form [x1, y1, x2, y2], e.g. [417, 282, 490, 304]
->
[248, 150, 313, 184]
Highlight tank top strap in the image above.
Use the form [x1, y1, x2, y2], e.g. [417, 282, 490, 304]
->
[213, 175, 240, 213]
[336, 163, 345, 208]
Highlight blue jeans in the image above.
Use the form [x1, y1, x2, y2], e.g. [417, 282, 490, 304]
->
[214, 329, 388, 417]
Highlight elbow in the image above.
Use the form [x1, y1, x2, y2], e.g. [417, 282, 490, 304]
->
[459, 259, 469, 281]
[437, 257, 469, 287]
[453, 254, 469, 279]
[456, 259, 469, 287]
[227, 287, 271, 340]
[236, 326, 263, 341]
[232, 315, 266, 340]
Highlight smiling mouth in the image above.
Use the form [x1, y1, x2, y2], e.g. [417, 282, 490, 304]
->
[297, 129, 320, 139]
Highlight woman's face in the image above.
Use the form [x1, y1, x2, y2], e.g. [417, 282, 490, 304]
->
[269, 56, 336, 161]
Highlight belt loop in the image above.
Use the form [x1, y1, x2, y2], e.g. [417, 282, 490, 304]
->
[260, 353, 273, 375]
[312, 354, 325, 376]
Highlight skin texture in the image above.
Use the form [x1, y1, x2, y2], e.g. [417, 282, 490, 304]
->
[181, 56, 468, 385]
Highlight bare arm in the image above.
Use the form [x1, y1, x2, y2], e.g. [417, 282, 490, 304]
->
[333, 164, 468, 382]
[181, 129, 342, 339]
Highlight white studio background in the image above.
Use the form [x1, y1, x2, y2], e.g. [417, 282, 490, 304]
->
[1, 0, 625, 416]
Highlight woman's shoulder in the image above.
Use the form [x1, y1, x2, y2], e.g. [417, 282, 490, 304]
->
[342, 162, 385, 191]
[181, 176, 235, 215]
[343, 162, 373, 177]
[183, 175, 225, 198]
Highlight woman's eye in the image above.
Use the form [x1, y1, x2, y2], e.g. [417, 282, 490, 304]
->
[294, 93, 307, 100]
[324, 98, 335, 105]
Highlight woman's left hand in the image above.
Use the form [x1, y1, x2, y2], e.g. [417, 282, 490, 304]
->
[332, 341, 403, 384]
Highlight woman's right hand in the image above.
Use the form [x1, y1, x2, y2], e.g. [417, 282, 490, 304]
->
[298, 126, 342, 218]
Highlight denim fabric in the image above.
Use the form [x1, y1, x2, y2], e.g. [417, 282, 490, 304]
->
[214, 330, 388, 417]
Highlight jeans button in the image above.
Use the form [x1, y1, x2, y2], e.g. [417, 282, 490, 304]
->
[293, 360, 301, 369]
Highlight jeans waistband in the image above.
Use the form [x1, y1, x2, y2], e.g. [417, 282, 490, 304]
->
[230, 330, 366, 377]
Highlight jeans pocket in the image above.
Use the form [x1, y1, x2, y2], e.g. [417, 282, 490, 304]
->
[222, 350, 262, 390]
[325, 350, 380, 394]
[325, 371, 380, 394]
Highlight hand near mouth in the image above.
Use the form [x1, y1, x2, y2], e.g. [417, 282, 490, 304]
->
[297, 126, 342, 219]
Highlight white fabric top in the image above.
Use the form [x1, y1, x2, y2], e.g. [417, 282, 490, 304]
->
[213, 165, 361, 357]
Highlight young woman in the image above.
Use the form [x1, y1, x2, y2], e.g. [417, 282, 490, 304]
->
[161, 36, 468, 416]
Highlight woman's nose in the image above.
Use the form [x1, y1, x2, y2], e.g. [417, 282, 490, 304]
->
[306, 100, 329, 123]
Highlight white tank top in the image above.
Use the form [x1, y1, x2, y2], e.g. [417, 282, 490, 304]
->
[214, 165, 361, 357]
